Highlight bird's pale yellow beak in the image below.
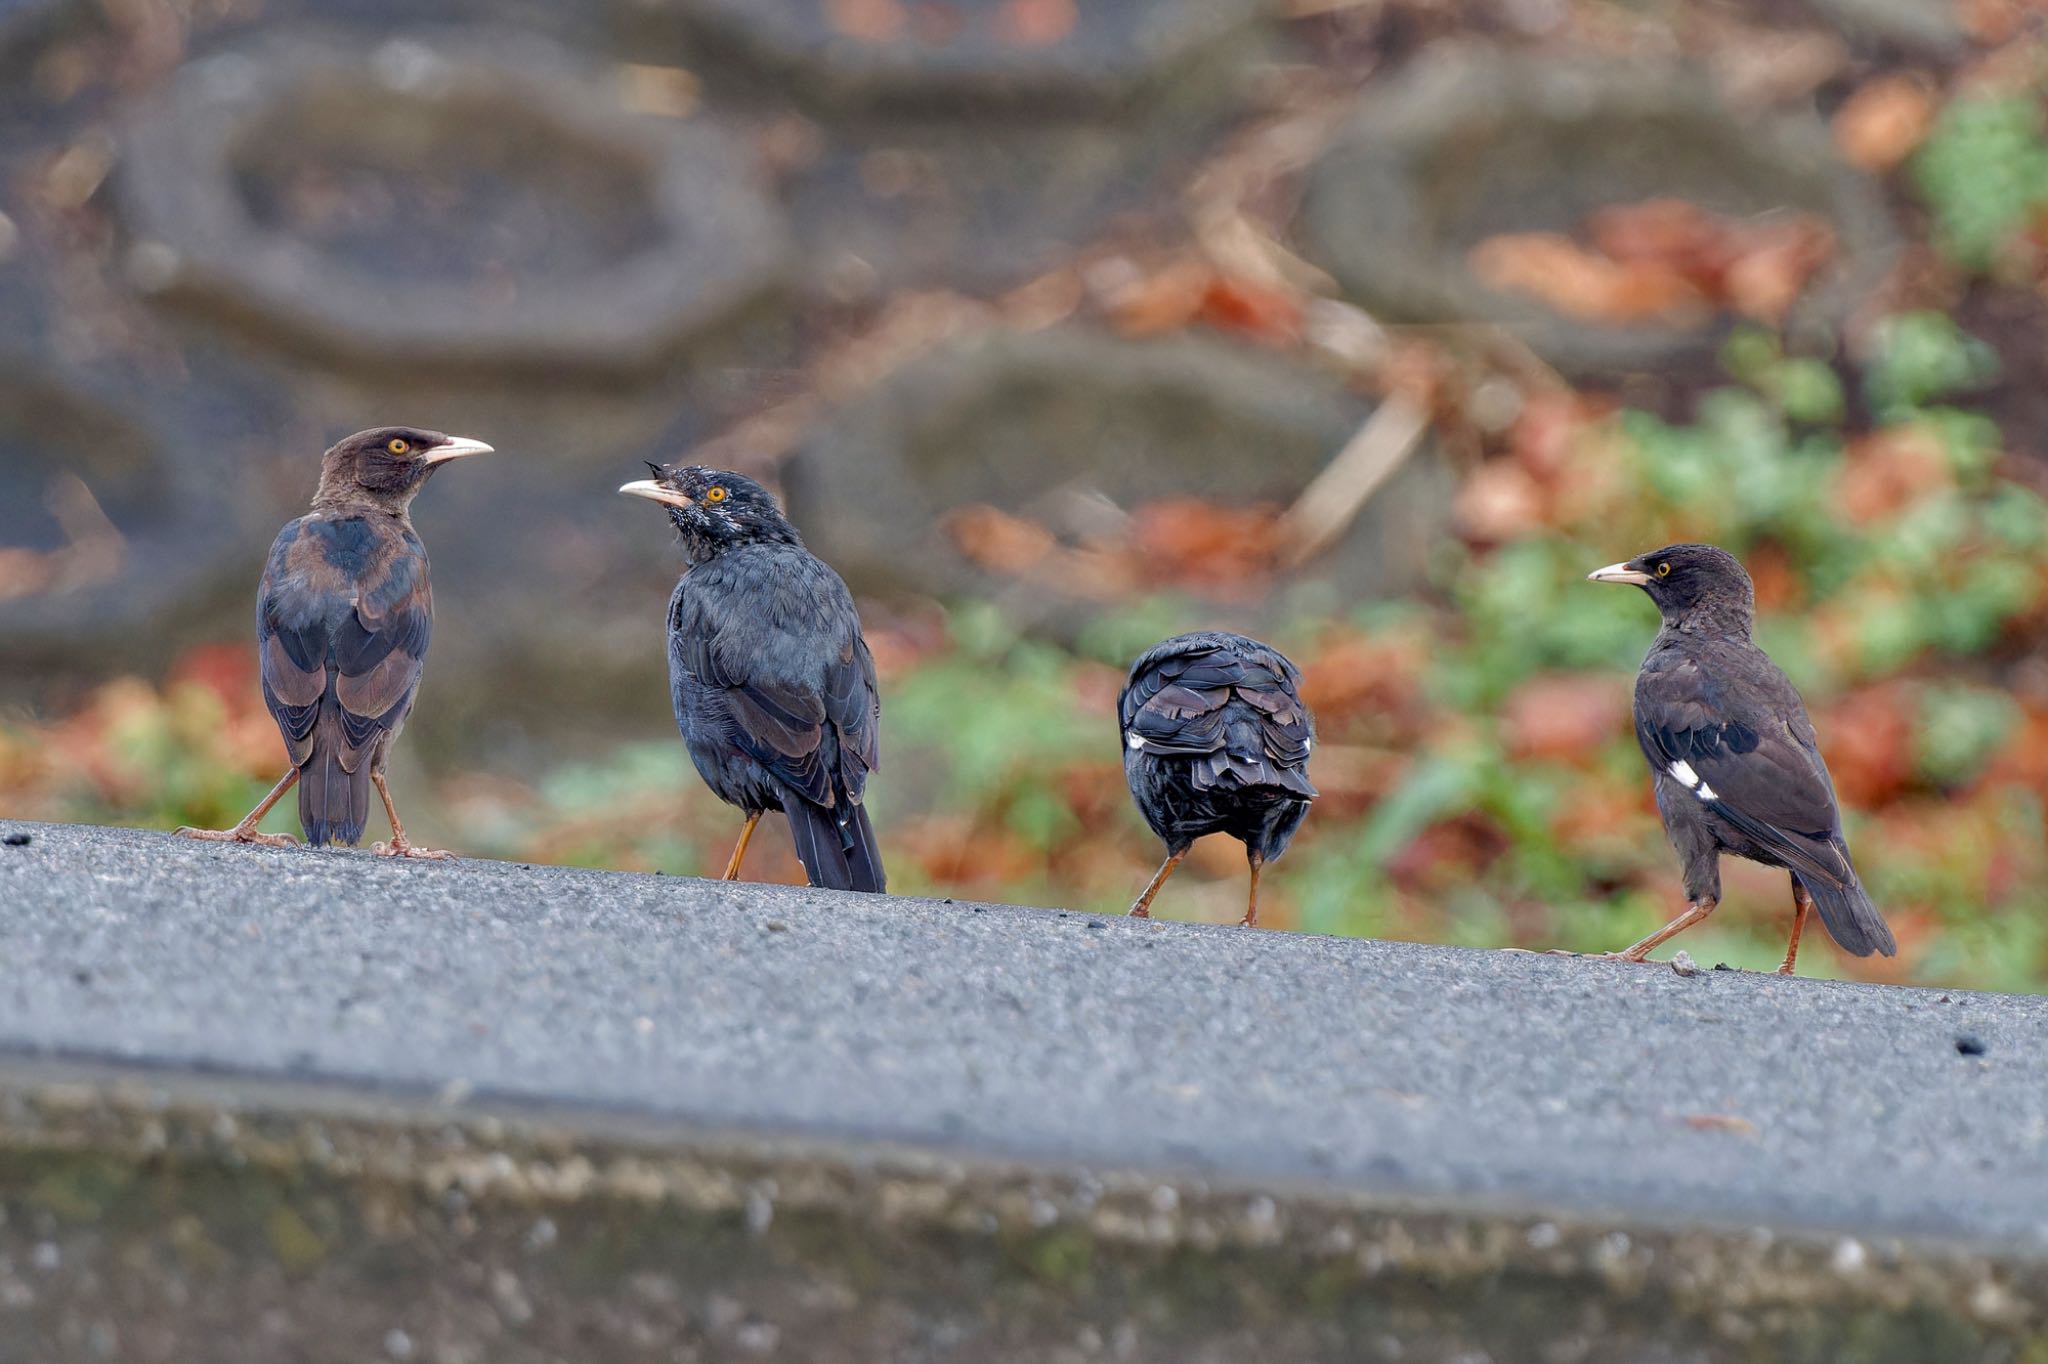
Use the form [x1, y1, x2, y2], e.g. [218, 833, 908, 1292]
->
[1587, 561, 1653, 585]
[618, 479, 693, 509]
[422, 435, 494, 465]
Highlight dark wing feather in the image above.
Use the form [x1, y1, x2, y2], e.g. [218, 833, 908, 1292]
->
[670, 554, 879, 813]
[1634, 650, 1853, 886]
[258, 517, 431, 817]
[1119, 632, 1316, 797]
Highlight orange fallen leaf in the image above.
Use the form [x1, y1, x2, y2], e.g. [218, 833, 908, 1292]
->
[1469, 232, 1707, 325]
[1454, 460, 1545, 543]
[1836, 425, 1953, 525]
[944, 504, 1056, 575]
[1501, 673, 1630, 762]
[826, 0, 907, 40]
[997, 0, 1076, 47]
[1833, 74, 1936, 172]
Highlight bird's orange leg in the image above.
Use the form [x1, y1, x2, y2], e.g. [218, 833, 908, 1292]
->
[1608, 897, 1719, 962]
[177, 769, 301, 848]
[1779, 881, 1814, 976]
[1129, 849, 1186, 918]
[1241, 852, 1264, 929]
[370, 770, 454, 860]
[722, 812, 763, 881]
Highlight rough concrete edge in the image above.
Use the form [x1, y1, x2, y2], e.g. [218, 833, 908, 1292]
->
[1, 1050, 2043, 1337]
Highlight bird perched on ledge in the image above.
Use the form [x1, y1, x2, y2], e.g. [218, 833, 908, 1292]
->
[1120, 631, 1316, 927]
[1588, 543, 1895, 974]
[179, 426, 492, 857]
[621, 465, 884, 894]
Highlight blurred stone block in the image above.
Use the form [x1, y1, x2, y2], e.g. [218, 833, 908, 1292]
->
[0, 360, 251, 673]
[783, 325, 1450, 621]
[1295, 45, 1901, 378]
[628, 0, 1276, 112]
[115, 29, 793, 381]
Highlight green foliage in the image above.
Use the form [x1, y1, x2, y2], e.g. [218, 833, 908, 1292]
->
[1863, 312, 2001, 421]
[1912, 94, 2048, 273]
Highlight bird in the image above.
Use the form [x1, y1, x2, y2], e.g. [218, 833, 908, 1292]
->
[1119, 631, 1316, 926]
[1588, 543, 1896, 974]
[177, 426, 492, 858]
[619, 464, 885, 893]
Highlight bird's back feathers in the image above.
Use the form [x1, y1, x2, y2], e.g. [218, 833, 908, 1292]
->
[1635, 634, 1895, 957]
[258, 512, 432, 846]
[668, 542, 885, 893]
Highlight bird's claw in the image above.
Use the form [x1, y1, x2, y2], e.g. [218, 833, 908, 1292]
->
[1127, 905, 1151, 918]
[176, 826, 297, 849]
[373, 841, 455, 861]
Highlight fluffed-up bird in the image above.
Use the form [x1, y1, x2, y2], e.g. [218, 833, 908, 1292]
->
[1588, 543, 1896, 974]
[620, 465, 885, 893]
[1120, 631, 1316, 926]
[179, 426, 492, 857]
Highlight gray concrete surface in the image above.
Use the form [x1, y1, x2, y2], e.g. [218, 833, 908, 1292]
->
[1, 819, 2046, 1362]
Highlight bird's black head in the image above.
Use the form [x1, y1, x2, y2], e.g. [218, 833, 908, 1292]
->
[618, 464, 801, 562]
[314, 426, 493, 514]
[1588, 542, 1755, 634]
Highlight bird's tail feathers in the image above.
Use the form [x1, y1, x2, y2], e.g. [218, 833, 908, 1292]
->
[298, 709, 370, 848]
[785, 799, 886, 895]
[1801, 873, 1896, 958]
[1196, 719, 1316, 798]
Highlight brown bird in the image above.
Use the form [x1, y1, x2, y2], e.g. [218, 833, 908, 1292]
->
[178, 426, 492, 857]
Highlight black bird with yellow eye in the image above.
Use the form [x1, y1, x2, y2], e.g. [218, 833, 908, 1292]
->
[1586, 542, 1895, 974]
[179, 425, 493, 856]
[620, 463, 885, 893]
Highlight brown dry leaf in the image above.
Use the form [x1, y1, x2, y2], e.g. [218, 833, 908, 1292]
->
[826, 0, 907, 40]
[1197, 273, 1305, 346]
[1681, 1113, 1759, 1136]
[1454, 460, 1545, 542]
[1722, 218, 1837, 324]
[1299, 632, 1428, 724]
[1469, 232, 1707, 325]
[1817, 682, 1918, 807]
[1833, 74, 1937, 172]
[1836, 426, 1953, 524]
[1127, 498, 1287, 591]
[997, 0, 1076, 47]
[1587, 198, 1719, 270]
[1501, 674, 1630, 762]
[944, 504, 1056, 575]
[1106, 257, 1213, 337]
[1508, 391, 1608, 482]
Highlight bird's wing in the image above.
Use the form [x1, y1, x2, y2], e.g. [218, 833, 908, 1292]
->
[259, 516, 432, 771]
[1634, 649, 1852, 886]
[670, 567, 874, 809]
[1121, 637, 1315, 792]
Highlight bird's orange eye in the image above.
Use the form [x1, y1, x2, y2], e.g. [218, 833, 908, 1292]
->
[705, 486, 728, 503]
[1657, 562, 1671, 577]
[386, 438, 411, 455]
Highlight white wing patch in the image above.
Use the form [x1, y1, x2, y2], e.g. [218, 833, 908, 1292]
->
[1668, 760, 1700, 788]
[1696, 782, 1718, 801]
[1127, 733, 1145, 750]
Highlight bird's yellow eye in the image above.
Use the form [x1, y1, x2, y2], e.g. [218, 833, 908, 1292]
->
[1657, 562, 1672, 577]
[386, 438, 411, 455]
[705, 486, 728, 503]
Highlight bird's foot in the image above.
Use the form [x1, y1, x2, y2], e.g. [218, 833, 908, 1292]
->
[373, 840, 455, 861]
[1127, 905, 1151, 918]
[1238, 913, 1259, 929]
[1774, 959, 1799, 977]
[176, 826, 297, 849]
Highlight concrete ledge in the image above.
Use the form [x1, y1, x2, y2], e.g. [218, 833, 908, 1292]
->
[1, 821, 2045, 1361]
